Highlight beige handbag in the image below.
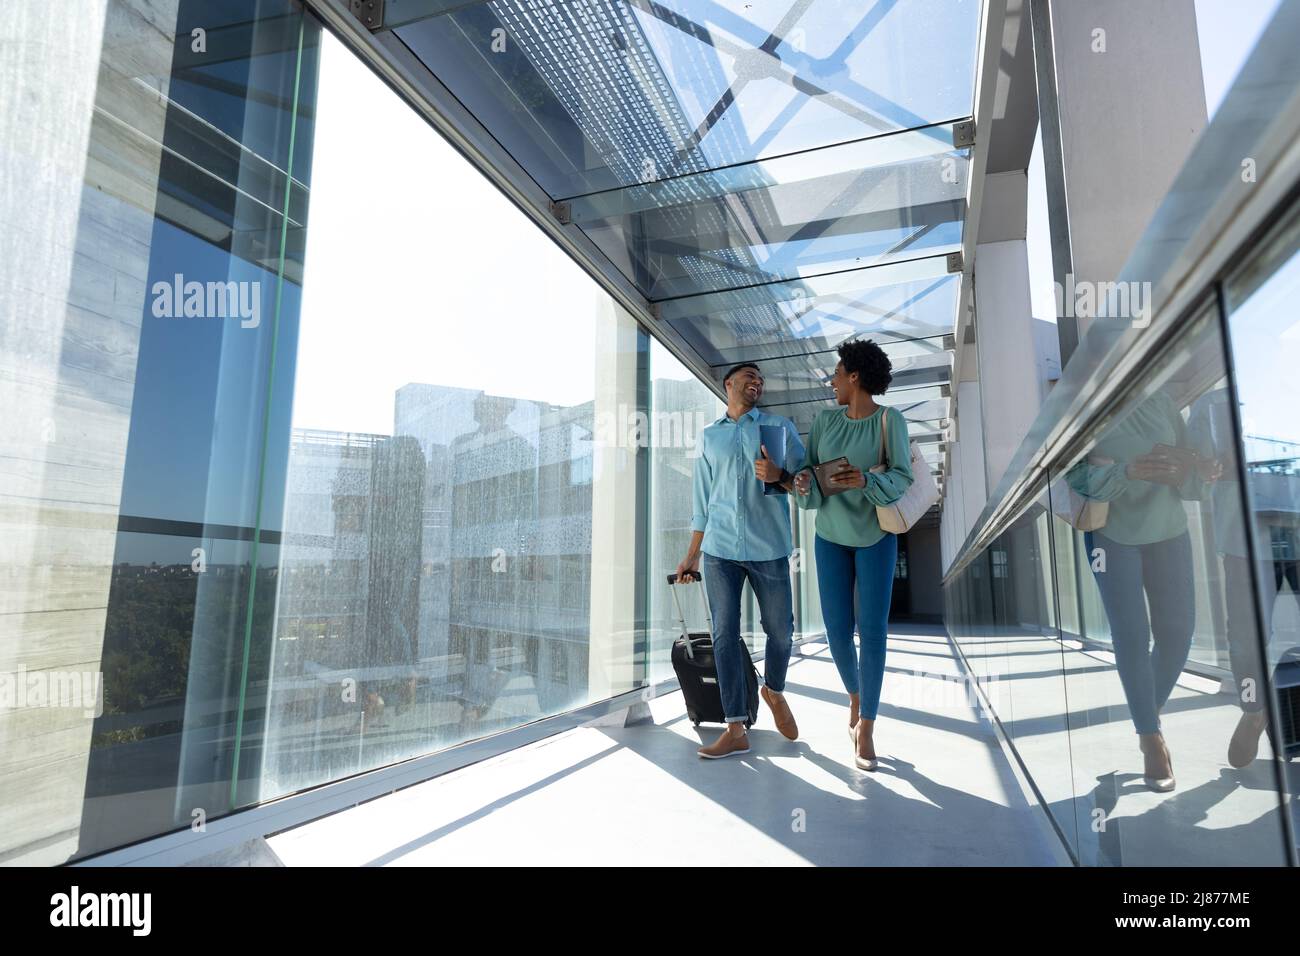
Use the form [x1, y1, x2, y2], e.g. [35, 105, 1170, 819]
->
[869, 407, 939, 534]
[1050, 456, 1112, 531]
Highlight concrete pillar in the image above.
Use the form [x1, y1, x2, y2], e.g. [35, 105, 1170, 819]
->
[940, 375, 989, 573]
[1038, 0, 1207, 353]
[974, 171, 1042, 491]
[0, 0, 179, 866]
[956, 379, 988, 545]
[588, 300, 643, 699]
[942, 443, 964, 572]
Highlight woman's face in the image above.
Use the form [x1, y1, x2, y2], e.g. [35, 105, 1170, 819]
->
[829, 360, 856, 406]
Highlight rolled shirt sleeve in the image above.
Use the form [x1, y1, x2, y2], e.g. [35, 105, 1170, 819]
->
[862, 407, 913, 507]
[1066, 457, 1129, 501]
[690, 449, 712, 533]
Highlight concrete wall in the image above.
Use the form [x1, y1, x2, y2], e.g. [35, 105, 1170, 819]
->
[0, 0, 178, 865]
[1047, 0, 1207, 342]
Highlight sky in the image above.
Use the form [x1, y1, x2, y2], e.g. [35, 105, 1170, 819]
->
[294, 33, 615, 436]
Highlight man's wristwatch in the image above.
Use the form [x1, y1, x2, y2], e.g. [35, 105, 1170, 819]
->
[778, 468, 793, 485]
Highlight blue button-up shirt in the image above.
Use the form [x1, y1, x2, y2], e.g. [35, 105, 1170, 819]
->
[692, 408, 806, 562]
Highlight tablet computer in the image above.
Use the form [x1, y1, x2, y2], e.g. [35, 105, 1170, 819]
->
[812, 457, 854, 497]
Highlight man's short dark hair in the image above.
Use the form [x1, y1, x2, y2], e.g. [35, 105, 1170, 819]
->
[838, 339, 892, 395]
[723, 362, 761, 384]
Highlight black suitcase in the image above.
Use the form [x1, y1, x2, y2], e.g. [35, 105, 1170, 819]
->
[667, 572, 759, 728]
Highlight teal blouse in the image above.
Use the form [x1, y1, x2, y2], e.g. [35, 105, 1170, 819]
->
[1065, 390, 1207, 546]
[795, 405, 914, 547]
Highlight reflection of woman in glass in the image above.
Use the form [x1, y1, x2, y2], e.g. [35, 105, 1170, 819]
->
[792, 340, 913, 771]
[1068, 389, 1216, 792]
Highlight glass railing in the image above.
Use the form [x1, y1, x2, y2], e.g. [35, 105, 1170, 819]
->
[941, 1, 1300, 865]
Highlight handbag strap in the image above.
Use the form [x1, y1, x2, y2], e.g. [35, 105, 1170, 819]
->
[877, 406, 889, 468]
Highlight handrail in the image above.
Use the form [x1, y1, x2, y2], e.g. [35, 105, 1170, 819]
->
[942, 0, 1300, 584]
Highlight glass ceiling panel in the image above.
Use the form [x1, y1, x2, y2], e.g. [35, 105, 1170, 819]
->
[393, 0, 982, 198]
[667, 264, 958, 366]
[566, 122, 963, 218]
[752, 343, 951, 406]
[578, 143, 966, 298]
[766, 390, 949, 439]
[717, 332, 951, 369]
[763, 380, 948, 407]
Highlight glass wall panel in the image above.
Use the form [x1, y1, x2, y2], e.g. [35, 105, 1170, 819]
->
[0, 0, 317, 863]
[955, 551, 995, 685]
[1047, 304, 1290, 865]
[989, 492, 1078, 859]
[259, 25, 645, 800]
[794, 506, 824, 642]
[647, 340, 724, 683]
[1222, 197, 1300, 846]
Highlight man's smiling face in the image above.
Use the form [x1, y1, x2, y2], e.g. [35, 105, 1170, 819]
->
[726, 365, 764, 406]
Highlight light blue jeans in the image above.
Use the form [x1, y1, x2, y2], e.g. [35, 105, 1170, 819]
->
[815, 533, 898, 721]
[1084, 529, 1194, 735]
[700, 553, 794, 723]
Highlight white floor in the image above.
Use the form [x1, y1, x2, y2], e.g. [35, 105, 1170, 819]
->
[958, 629, 1297, 866]
[266, 627, 1064, 866]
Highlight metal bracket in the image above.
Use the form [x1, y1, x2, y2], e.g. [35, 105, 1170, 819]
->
[623, 701, 655, 727]
[952, 119, 976, 149]
[946, 251, 964, 274]
[550, 200, 572, 225]
[349, 0, 385, 31]
[942, 333, 956, 351]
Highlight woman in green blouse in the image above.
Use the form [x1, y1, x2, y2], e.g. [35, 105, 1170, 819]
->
[793, 339, 913, 770]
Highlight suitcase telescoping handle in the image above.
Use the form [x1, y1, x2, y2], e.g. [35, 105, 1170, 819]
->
[666, 572, 713, 661]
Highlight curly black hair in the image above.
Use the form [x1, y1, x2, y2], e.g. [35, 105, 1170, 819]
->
[838, 338, 892, 395]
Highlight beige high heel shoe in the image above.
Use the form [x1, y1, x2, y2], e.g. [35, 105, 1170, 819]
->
[852, 722, 878, 772]
[1140, 732, 1175, 792]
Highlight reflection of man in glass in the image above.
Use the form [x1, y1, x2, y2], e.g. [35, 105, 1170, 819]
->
[1068, 388, 1216, 791]
[1189, 388, 1295, 766]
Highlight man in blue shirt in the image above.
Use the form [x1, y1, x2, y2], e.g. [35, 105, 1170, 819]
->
[675, 362, 806, 758]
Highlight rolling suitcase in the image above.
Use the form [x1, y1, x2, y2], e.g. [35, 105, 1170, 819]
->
[667, 572, 759, 728]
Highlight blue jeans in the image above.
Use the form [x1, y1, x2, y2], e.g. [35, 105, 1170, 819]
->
[814, 533, 897, 721]
[700, 553, 794, 724]
[1084, 530, 1195, 735]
